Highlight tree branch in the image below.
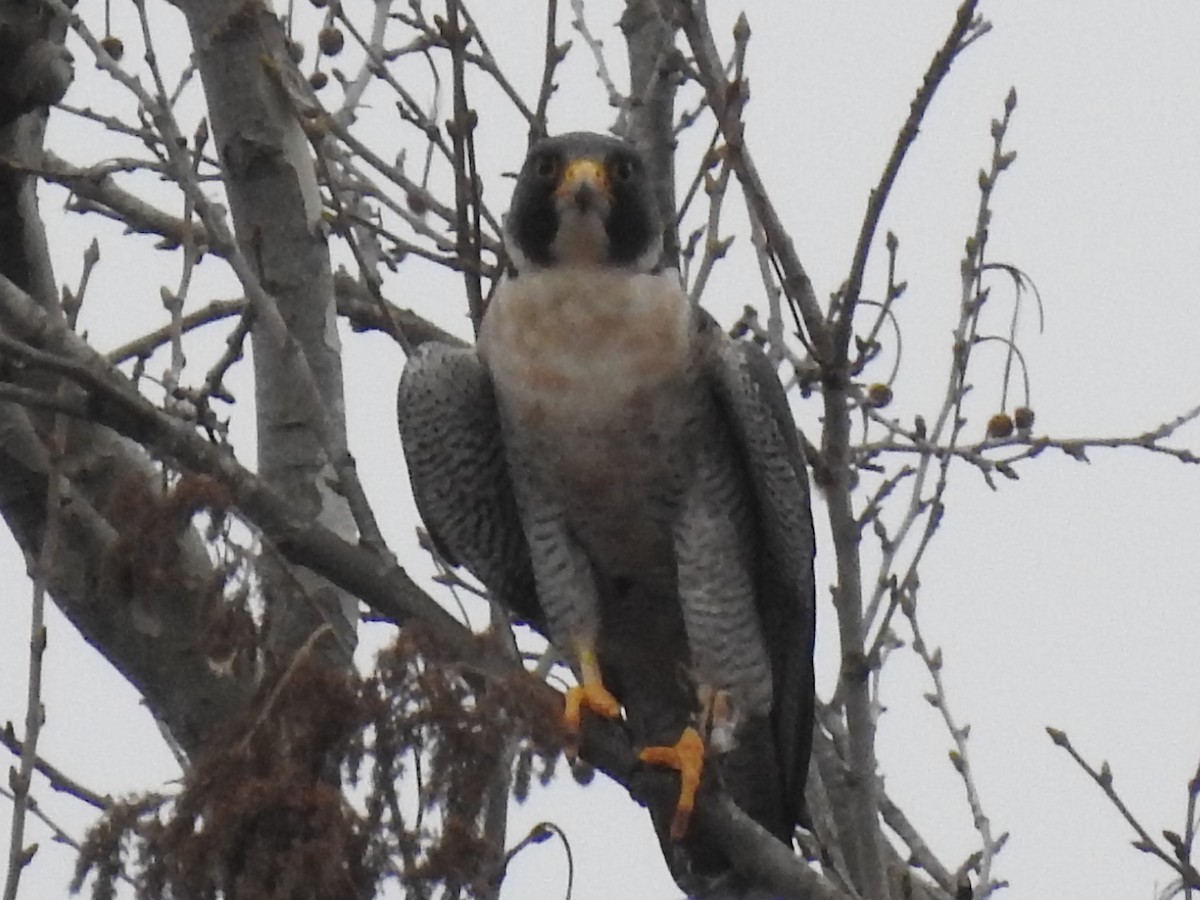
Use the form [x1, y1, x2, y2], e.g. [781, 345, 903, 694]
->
[835, 0, 987, 359]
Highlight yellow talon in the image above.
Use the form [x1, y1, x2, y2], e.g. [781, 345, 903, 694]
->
[639, 726, 705, 840]
[563, 681, 621, 732]
[563, 643, 621, 735]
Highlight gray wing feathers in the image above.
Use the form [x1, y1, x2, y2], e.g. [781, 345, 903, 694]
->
[705, 330, 817, 827]
[674, 412, 774, 715]
[396, 342, 541, 627]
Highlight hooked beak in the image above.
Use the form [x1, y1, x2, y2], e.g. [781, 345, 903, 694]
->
[555, 158, 610, 213]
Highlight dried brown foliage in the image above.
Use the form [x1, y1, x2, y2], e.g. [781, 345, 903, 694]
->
[69, 627, 564, 900]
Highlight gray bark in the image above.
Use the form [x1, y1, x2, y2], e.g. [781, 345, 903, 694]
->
[170, 0, 359, 667]
[620, 0, 681, 271]
[0, 0, 252, 758]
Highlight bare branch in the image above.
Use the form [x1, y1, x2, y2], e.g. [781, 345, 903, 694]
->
[835, 1, 989, 359]
[569, 0, 625, 112]
[0, 728, 111, 812]
[905, 597, 1001, 895]
[532, 0, 564, 140]
[445, 0, 486, 328]
[1048, 728, 1200, 890]
[677, 0, 827, 358]
[2, 455, 53, 900]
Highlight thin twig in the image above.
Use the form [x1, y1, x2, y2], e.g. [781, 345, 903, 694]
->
[532, 0, 563, 140]
[51, 0, 394, 555]
[456, 4, 539, 127]
[569, 0, 624, 111]
[2, 387, 67, 900]
[686, 143, 733, 305]
[445, 0, 486, 328]
[834, 0, 988, 360]
[0, 730, 111, 811]
[331, 0, 391, 126]
[499, 822, 574, 900]
[678, 0, 826, 357]
[905, 593, 1001, 897]
[860, 90, 1018, 644]
[879, 789, 956, 893]
[1048, 728, 1200, 889]
[1186, 757, 1200, 900]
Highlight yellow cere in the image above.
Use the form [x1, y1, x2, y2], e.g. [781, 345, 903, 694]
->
[556, 157, 609, 199]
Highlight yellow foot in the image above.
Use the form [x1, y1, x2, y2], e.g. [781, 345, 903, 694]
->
[563, 680, 621, 734]
[639, 726, 705, 840]
[563, 643, 621, 763]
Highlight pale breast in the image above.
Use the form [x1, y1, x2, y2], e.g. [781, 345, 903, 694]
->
[479, 266, 695, 439]
[478, 266, 697, 576]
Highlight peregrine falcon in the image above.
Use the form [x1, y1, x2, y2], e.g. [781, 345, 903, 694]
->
[397, 132, 816, 891]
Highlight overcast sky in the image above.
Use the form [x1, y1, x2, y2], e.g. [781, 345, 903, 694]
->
[3, 2, 1200, 899]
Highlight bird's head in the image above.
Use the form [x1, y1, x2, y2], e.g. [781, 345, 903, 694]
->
[504, 132, 663, 273]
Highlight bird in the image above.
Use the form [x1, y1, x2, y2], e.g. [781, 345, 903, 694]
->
[396, 131, 816, 895]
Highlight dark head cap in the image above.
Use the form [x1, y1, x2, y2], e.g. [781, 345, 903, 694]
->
[504, 132, 662, 272]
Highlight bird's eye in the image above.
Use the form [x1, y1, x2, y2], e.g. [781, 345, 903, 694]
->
[612, 157, 636, 182]
[535, 155, 558, 179]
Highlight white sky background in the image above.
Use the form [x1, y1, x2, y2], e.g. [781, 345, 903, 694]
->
[2, 1, 1200, 898]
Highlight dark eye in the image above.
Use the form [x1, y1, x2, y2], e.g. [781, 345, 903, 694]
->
[611, 156, 636, 182]
[534, 154, 558, 180]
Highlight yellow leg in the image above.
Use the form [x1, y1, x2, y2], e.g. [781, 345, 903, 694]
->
[639, 726, 705, 840]
[697, 685, 734, 749]
[563, 643, 621, 735]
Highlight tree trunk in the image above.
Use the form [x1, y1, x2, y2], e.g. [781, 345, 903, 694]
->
[171, 0, 359, 669]
[0, 0, 252, 758]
